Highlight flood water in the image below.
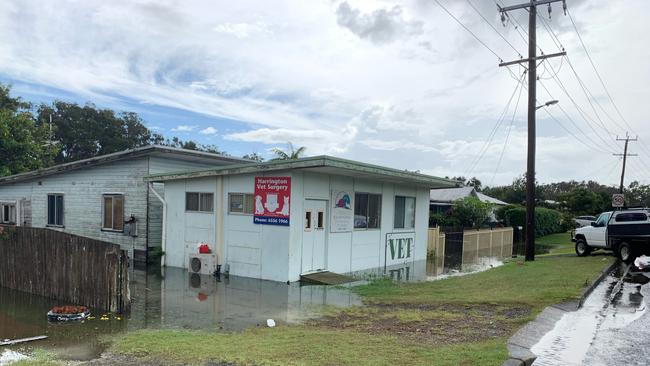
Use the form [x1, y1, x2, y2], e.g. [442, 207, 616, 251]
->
[0, 256, 502, 362]
[532, 264, 650, 366]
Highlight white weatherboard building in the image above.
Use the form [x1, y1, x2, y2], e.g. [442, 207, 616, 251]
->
[147, 156, 456, 282]
[0, 146, 246, 261]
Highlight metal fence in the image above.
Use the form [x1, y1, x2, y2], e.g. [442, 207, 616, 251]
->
[0, 225, 129, 313]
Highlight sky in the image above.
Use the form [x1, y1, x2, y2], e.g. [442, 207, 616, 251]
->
[1, 0, 649, 187]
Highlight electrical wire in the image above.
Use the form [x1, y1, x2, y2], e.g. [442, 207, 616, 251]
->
[433, 0, 503, 62]
[466, 0, 523, 58]
[489, 75, 525, 186]
[464, 72, 526, 178]
[540, 106, 612, 155]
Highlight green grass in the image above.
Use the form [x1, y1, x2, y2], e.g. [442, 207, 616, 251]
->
[113, 327, 507, 366]
[354, 255, 612, 313]
[8, 350, 62, 366]
[536, 232, 576, 255]
[106, 254, 613, 366]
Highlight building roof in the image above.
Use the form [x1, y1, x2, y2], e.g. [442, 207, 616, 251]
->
[429, 187, 507, 205]
[0, 145, 249, 186]
[145, 156, 459, 189]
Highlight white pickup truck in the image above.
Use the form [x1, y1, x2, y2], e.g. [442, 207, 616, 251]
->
[572, 209, 650, 262]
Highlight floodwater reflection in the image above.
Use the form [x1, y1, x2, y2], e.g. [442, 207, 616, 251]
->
[0, 266, 360, 361]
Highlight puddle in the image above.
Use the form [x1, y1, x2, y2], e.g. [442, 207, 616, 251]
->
[0, 266, 361, 361]
[531, 265, 649, 366]
[347, 257, 504, 283]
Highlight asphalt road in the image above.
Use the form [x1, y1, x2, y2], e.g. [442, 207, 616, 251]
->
[532, 264, 650, 366]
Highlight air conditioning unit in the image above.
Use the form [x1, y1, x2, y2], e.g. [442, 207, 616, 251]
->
[187, 253, 218, 275]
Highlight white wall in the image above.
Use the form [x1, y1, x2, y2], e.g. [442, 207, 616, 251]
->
[164, 170, 430, 282]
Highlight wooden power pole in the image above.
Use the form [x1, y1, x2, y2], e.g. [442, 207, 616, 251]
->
[614, 133, 638, 194]
[498, 0, 567, 261]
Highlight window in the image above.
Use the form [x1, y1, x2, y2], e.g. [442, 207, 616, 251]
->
[594, 212, 612, 227]
[228, 193, 254, 214]
[1, 203, 16, 224]
[394, 196, 416, 229]
[186, 192, 214, 212]
[317, 211, 325, 229]
[354, 193, 381, 229]
[47, 194, 64, 226]
[615, 212, 648, 222]
[305, 210, 312, 230]
[103, 194, 124, 231]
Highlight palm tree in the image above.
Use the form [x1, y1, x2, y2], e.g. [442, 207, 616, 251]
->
[271, 142, 306, 161]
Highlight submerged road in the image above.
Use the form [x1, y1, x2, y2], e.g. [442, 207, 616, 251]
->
[532, 264, 650, 366]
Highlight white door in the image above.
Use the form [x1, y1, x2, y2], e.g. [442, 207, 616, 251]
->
[302, 199, 327, 274]
[584, 212, 611, 248]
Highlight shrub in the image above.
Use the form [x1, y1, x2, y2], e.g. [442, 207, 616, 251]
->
[503, 206, 564, 237]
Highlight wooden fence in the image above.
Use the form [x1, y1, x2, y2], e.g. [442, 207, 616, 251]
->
[0, 225, 129, 313]
[427, 227, 514, 268]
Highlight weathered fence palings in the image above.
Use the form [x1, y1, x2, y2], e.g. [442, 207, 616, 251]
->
[427, 227, 514, 268]
[0, 225, 129, 313]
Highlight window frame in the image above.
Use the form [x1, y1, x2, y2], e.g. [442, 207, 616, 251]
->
[102, 193, 125, 232]
[354, 192, 382, 230]
[46, 193, 65, 227]
[394, 195, 416, 230]
[185, 192, 214, 213]
[0, 202, 17, 224]
[228, 193, 255, 215]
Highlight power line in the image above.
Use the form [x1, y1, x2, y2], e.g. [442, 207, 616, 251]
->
[540, 106, 611, 155]
[433, 0, 503, 62]
[543, 61, 620, 152]
[464, 72, 526, 178]
[566, 9, 634, 133]
[489, 75, 525, 186]
[466, 0, 523, 58]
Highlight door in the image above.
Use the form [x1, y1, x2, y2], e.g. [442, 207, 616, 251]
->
[585, 212, 611, 248]
[302, 199, 327, 274]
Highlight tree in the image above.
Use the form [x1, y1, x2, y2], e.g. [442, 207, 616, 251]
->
[243, 152, 264, 162]
[271, 142, 306, 161]
[0, 84, 56, 176]
[558, 187, 604, 216]
[450, 196, 492, 229]
[36, 102, 154, 163]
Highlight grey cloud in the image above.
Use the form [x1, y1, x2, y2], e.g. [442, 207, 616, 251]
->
[336, 2, 423, 44]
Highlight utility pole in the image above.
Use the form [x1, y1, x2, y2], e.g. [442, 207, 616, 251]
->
[613, 133, 638, 194]
[498, 0, 567, 261]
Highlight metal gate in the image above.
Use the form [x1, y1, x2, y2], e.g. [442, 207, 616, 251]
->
[443, 230, 464, 270]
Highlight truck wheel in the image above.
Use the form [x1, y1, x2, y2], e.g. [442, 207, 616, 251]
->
[575, 239, 592, 257]
[618, 242, 634, 263]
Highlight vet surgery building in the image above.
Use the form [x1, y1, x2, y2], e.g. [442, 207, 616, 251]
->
[147, 156, 456, 282]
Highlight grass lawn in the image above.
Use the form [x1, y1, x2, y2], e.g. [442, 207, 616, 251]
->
[104, 254, 612, 366]
[535, 232, 576, 256]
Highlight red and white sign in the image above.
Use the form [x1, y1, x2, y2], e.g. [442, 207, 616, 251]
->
[253, 176, 291, 226]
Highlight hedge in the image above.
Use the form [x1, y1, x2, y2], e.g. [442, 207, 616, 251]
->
[502, 206, 569, 237]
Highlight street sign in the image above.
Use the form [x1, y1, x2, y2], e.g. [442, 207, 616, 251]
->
[612, 194, 625, 208]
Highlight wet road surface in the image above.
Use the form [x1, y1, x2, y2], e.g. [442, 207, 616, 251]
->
[532, 263, 650, 365]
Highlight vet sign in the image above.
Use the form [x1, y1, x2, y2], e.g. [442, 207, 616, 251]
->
[330, 190, 353, 233]
[385, 232, 415, 266]
[253, 176, 291, 226]
[612, 193, 625, 208]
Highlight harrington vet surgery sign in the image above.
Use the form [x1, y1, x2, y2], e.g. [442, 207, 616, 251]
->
[253, 176, 291, 226]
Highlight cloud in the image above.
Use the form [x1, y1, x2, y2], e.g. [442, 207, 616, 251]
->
[226, 125, 358, 155]
[199, 126, 218, 135]
[336, 2, 423, 44]
[171, 125, 197, 132]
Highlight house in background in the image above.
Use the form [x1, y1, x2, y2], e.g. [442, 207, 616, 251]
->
[146, 156, 456, 282]
[0, 146, 247, 262]
[429, 186, 507, 222]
